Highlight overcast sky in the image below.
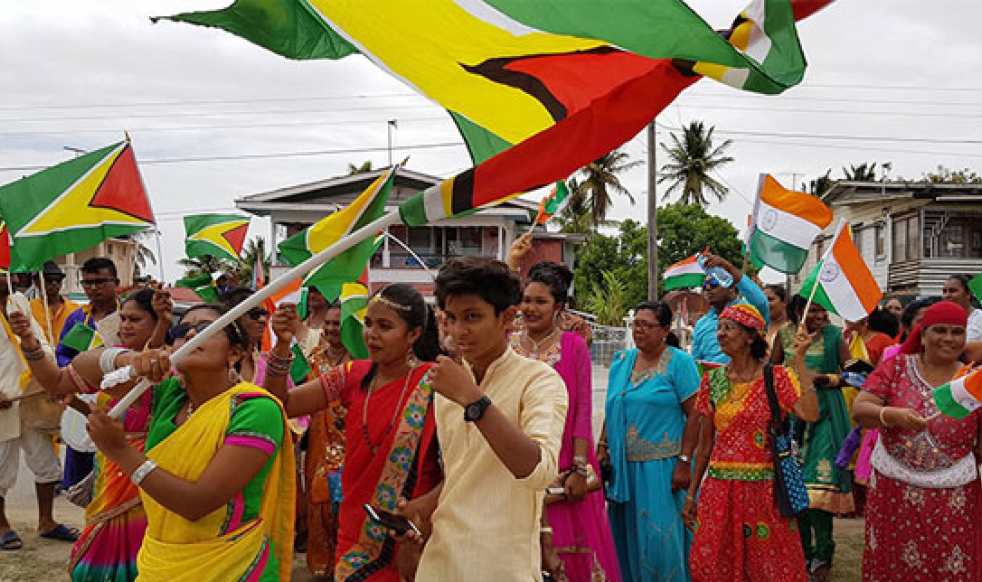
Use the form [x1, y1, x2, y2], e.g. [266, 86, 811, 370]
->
[1, 1, 980, 283]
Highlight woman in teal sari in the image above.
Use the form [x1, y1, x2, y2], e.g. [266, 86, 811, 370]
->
[772, 300, 851, 581]
[599, 302, 701, 581]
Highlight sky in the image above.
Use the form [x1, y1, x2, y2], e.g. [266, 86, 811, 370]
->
[1, 1, 981, 284]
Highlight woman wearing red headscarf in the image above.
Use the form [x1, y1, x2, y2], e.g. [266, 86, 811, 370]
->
[853, 301, 982, 582]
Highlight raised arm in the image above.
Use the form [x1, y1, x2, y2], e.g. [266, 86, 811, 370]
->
[148, 289, 173, 349]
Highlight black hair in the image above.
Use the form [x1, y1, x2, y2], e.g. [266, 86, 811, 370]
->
[732, 323, 769, 360]
[81, 257, 117, 279]
[435, 257, 521, 315]
[635, 301, 680, 348]
[359, 283, 444, 390]
[899, 298, 936, 342]
[526, 261, 573, 307]
[176, 303, 249, 350]
[765, 284, 788, 303]
[948, 274, 972, 294]
[787, 295, 806, 326]
[867, 306, 899, 338]
[122, 288, 159, 323]
[219, 287, 255, 309]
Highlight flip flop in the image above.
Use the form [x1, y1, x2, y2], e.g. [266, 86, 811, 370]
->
[39, 524, 79, 542]
[0, 530, 22, 550]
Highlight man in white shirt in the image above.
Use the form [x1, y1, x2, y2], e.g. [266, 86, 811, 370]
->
[413, 257, 567, 582]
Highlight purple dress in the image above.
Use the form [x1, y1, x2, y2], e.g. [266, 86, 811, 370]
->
[513, 331, 622, 582]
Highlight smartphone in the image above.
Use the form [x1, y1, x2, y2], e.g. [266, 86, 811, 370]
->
[546, 487, 566, 496]
[363, 504, 422, 537]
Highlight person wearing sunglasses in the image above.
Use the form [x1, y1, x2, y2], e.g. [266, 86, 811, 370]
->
[690, 254, 769, 366]
[14, 303, 295, 581]
[219, 288, 272, 384]
[9, 288, 171, 580]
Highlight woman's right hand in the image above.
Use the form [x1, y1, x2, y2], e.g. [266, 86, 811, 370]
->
[271, 303, 299, 345]
[8, 311, 36, 342]
[882, 406, 930, 432]
[131, 348, 174, 383]
[682, 495, 698, 530]
[506, 232, 533, 271]
[540, 532, 567, 582]
[151, 289, 174, 323]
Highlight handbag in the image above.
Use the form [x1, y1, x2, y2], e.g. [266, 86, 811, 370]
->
[762, 364, 810, 517]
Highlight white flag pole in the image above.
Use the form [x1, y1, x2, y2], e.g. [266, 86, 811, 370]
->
[38, 270, 55, 343]
[801, 219, 846, 320]
[108, 210, 403, 418]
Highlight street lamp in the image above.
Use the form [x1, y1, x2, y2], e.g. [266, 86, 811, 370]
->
[63, 146, 87, 158]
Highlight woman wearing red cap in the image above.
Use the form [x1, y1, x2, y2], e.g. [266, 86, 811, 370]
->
[853, 301, 981, 582]
[685, 303, 819, 582]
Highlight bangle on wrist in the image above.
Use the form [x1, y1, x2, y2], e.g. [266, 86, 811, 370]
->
[540, 526, 553, 536]
[678, 454, 691, 464]
[130, 459, 158, 486]
[879, 407, 892, 428]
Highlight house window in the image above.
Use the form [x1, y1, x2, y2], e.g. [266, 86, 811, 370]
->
[906, 215, 919, 262]
[851, 225, 864, 259]
[892, 218, 907, 261]
[875, 223, 886, 259]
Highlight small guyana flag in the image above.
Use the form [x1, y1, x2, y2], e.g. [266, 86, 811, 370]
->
[746, 174, 833, 274]
[0, 140, 154, 270]
[279, 167, 395, 301]
[290, 343, 312, 384]
[184, 214, 250, 262]
[60, 322, 103, 354]
[533, 181, 571, 225]
[339, 269, 370, 359]
[934, 366, 982, 419]
[799, 219, 882, 322]
[176, 272, 220, 303]
[663, 255, 704, 290]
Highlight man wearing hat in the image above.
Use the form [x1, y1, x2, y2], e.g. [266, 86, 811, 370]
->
[29, 261, 80, 345]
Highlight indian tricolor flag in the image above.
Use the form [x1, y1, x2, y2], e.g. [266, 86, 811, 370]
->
[746, 174, 832, 274]
[934, 366, 982, 419]
[663, 255, 704, 290]
[799, 219, 882, 322]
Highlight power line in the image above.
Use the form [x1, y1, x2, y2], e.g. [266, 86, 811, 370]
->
[671, 102, 982, 119]
[0, 140, 465, 173]
[682, 91, 982, 108]
[654, 122, 982, 145]
[0, 92, 423, 112]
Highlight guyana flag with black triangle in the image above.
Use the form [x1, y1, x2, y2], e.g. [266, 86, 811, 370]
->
[184, 213, 250, 261]
[0, 140, 155, 270]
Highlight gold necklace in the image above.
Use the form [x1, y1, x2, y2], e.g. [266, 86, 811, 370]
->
[524, 326, 558, 359]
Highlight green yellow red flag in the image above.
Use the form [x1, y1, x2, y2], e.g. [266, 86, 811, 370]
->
[184, 214, 250, 262]
[339, 268, 370, 359]
[0, 141, 154, 270]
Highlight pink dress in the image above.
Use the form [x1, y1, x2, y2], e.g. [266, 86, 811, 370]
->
[513, 332, 622, 582]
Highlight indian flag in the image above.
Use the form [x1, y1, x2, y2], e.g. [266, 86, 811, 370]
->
[534, 181, 571, 225]
[663, 255, 704, 290]
[747, 174, 832, 274]
[799, 219, 881, 322]
[934, 366, 982, 419]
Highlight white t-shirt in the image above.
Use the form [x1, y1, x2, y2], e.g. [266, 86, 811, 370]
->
[968, 309, 982, 342]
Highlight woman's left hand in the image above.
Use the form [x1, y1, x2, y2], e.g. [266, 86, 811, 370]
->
[792, 327, 816, 358]
[564, 471, 587, 503]
[271, 303, 300, 344]
[671, 461, 691, 492]
[682, 495, 698, 530]
[152, 289, 174, 323]
[86, 407, 130, 457]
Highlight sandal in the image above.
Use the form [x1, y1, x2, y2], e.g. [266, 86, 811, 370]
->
[0, 530, 22, 550]
[39, 524, 80, 542]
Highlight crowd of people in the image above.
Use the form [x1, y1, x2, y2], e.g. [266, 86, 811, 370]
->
[0, 244, 981, 582]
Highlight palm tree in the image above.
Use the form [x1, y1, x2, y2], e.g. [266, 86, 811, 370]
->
[809, 169, 834, 197]
[237, 238, 271, 285]
[583, 270, 628, 326]
[575, 149, 641, 229]
[842, 162, 878, 182]
[347, 161, 374, 175]
[658, 121, 735, 207]
[123, 230, 157, 276]
[555, 178, 594, 234]
[178, 254, 235, 281]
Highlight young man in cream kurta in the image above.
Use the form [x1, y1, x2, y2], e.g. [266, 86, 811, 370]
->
[415, 257, 567, 582]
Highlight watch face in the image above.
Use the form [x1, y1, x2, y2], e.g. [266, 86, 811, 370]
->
[465, 402, 480, 420]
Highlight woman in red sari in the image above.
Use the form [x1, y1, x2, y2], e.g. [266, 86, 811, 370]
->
[853, 301, 982, 582]
[266, 284, 443, 581]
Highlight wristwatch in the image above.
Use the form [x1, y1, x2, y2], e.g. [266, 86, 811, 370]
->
[463, 396, 492, 423]
[678, 454, 692, 463]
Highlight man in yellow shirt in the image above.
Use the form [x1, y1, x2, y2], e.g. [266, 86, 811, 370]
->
[413, 257, 568, 582]
[29, 262, 80, 345]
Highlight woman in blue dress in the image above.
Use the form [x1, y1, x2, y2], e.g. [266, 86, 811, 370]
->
[599, 301, 702, 581]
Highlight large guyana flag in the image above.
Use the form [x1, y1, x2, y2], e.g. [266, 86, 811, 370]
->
[278, 167, 395, 301]
[747, 174, 833, 274]
[0, 141, 154, 270]
[184, 214, 250, 261]
[161, 1, 833, 226]
[799, 220, 882, 323]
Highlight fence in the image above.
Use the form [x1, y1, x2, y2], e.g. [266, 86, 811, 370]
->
[580, 309, 634, 369]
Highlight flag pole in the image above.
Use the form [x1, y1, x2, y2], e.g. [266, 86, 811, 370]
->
[153, 228, 165, 283]
[382, 231, 436, 281]
[800, 218, 845, 321]
[109, 210, 404, 418]
[38, 270, 55, 344]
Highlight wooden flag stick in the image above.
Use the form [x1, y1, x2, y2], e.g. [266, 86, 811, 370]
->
[10, 389, 46, 403]
[38, 270, 55, 345]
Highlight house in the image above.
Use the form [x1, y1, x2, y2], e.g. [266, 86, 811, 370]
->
[235, 167, 584, 296]
[48, 237, 140, 299]
[795, 180, 982, 298]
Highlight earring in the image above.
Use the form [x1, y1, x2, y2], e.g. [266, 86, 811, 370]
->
[406, 349, 419, 369]
[228, 363, 241, 384]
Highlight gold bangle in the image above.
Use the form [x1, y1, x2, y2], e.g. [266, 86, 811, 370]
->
[879, 407, 892, 428]
[540, 527, 553, 536]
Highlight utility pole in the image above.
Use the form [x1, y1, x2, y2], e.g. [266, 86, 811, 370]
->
[646, 121, 658, 301]
[387, 120, 397, 166]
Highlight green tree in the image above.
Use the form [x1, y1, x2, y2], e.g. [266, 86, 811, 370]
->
[809, 169, 834, 197]
[656, 203, 745, 294]
[237, 238, 271, 285]
[842, 162, 878, 181]
[555, 178, 593, 234]
[583, 271, 629, 326]
[923, 166, 982, 184]
[658, 121, 734, 207]
[574, 149, 641, 230]
[574, 219, 648, 310]
[178, 254, 235, 281]
[347, 160, 374, 175]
